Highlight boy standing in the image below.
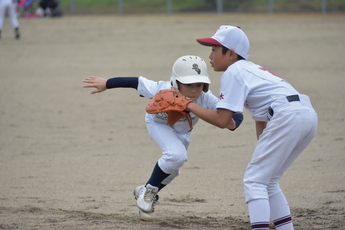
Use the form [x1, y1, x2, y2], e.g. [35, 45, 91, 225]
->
[185, 26, 318, 229]
[0, 0, 20, 39]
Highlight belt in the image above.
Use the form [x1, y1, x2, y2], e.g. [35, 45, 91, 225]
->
[268, 95, 300, 117]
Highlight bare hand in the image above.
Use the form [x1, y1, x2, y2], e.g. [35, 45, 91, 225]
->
[82, 76, 107, 94]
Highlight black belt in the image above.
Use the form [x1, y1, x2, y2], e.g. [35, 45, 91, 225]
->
[268, 95, 300, 117]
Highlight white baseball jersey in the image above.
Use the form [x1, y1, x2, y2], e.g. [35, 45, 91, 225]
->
[137, 76, 218, 133]
[215, 60, 318, 204]
[216, 60, 299, 121]
[136, 76, 219, 177]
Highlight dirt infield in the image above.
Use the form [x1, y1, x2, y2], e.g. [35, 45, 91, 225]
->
[0, 14, 344, 229]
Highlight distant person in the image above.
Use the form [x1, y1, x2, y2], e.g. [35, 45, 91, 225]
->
[39, 0, 62, 17]
[0, 0, 20, 39]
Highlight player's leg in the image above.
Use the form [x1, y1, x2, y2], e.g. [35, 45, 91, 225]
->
[268, 103, 317, 229]
[159, 169, 179, 190]
[8, 2, 20, 39]
[0, 2, 8, 38]
[136, 121, 190, 215]
[147, 120, 190, 178]
[245, 104, 317, 229]
[145, 162, 170, 189]
[244, 123, 297, 229]
[267, 179, 292, 230]
[244, 110, 313, 229]
[268, 113, 317, 229]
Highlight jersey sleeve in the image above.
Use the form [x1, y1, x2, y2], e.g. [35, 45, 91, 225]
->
[137, 76, 171, 98]
[216, 66, 248, 113]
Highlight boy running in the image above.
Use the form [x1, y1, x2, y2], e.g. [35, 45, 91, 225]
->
[83, 55, 243, 221]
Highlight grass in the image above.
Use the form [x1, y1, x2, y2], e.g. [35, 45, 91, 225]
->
[57, 0, 345, 14]
[58, 0, 207, 14]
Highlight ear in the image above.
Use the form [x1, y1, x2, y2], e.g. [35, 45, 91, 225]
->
[228, 49, 238, 60]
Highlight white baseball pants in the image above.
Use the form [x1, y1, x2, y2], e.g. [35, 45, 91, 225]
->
[0, 0, 19, 30]
[146, 120, 191, 185]
[244, 94, 318, 202]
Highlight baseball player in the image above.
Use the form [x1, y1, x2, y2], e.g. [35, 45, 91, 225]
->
[184, 26, 318, 229]
[83, 55, 244, 221]
[0, 0, 20, 39]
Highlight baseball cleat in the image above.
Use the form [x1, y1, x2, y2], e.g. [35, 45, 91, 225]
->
[134, 185, 159, 202]
[134, 185, 145, 200]
[134, 184, 159, 220]
[135, 184, 159, 213]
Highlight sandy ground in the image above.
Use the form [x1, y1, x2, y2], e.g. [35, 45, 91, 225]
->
[0, 14, 344, 230]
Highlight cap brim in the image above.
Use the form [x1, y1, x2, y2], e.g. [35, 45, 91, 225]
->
[177, 75, 210, 85]
[196, 38, 222, 46]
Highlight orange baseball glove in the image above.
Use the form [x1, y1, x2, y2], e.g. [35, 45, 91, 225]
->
[146, 89, 193, 130]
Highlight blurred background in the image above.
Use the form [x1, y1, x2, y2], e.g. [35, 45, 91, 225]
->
[19, 0, 345, 18]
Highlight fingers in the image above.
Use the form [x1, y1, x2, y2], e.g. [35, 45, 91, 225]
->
[83, 76, 97, 81]
[82, 84, 94, 88]
[82, 76, 107, 94]
[82, 77, 96, 84]
[82, 76, 99, 89]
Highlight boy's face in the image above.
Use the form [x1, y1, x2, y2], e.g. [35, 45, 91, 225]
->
[209, 46, 234, 72]
[178, 82, 204, 101]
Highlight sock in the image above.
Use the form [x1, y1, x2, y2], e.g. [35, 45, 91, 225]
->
[15, 27, 20, 39]
[146, 162, 170, 188]
[248, 199, 270, 230]
[269, 192, 293, 230]
[158, 183, 166, 191]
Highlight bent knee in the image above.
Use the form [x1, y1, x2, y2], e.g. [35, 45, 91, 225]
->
[159, 150, 188, 173]
[243, 180, 269, 203]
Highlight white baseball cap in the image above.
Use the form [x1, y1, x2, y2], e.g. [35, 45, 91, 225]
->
[196, 25, 250, 59]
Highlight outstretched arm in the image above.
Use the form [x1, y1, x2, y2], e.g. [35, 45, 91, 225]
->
[83, 76, 139, 94]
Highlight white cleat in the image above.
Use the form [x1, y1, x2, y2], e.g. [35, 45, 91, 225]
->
[134, 184, 159, 215]
[134, 185, 145, 200]
[133, 185, 153, 221]
[134, 186, 156, 221]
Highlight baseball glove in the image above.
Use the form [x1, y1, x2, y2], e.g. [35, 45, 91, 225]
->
[146, 89, 193, 129]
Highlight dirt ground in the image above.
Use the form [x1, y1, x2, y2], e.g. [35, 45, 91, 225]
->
[0, 14, 344, 230]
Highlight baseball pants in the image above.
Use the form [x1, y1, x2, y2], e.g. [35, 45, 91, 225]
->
[146, 120, 191, 185]
[0, 0, 19, 30]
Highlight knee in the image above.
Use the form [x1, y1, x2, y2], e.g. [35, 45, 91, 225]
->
[159, 149, 188, 173]
[168, 149, 188, 169]
[267, 181, 282, 198]
[243, 179, 269, 203]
